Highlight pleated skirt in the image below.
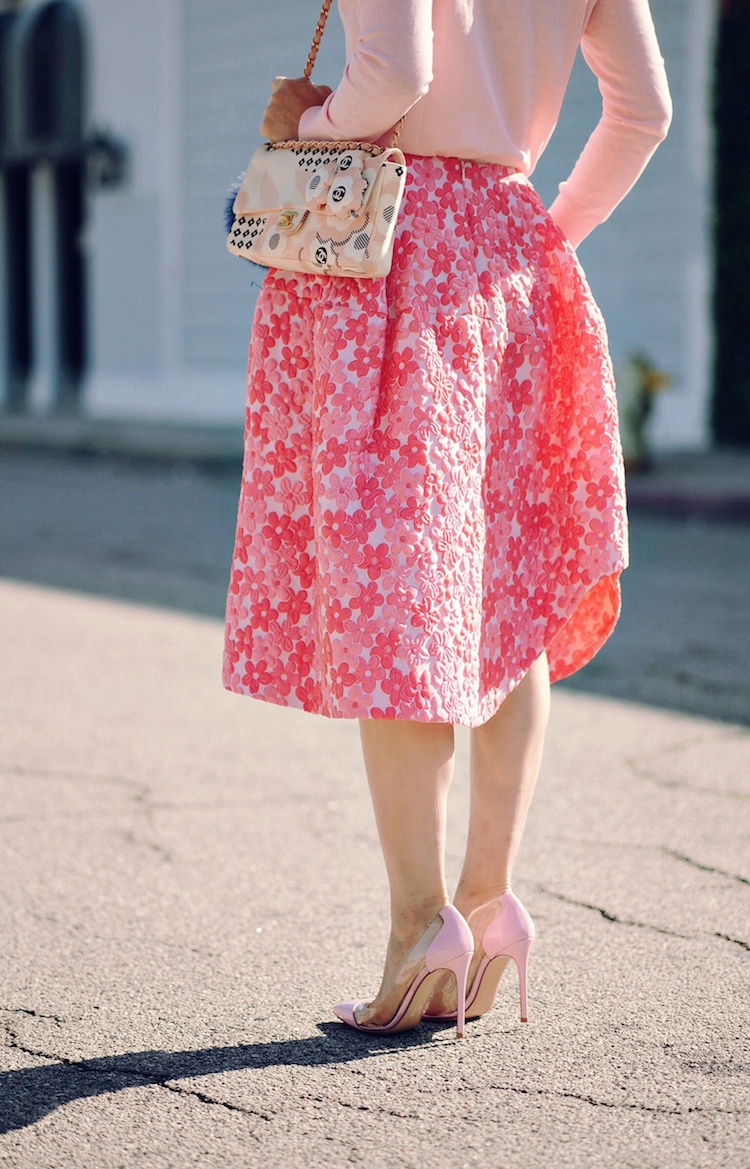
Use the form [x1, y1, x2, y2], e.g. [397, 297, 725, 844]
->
[223, 155, 628, 726]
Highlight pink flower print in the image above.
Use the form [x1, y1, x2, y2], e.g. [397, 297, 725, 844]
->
[558, 516, 586, 556]
[353, 471, 385, 513]
[265, 618, 296, 654]
[267, 440, 297, 477]
[295, 676, 321, 711]
[350, 580, 384, 617]
[228, 567, 245, 597]
[249, 467, 275, 497]
[348, 344, 381, 378]
[340, 507, 377, 541]
[234, 625, 255, 658]
[402, 435, 428, 469]
[289, 512, 314, 550]
[389, 346, 420, 388]
[249, 596, 277, 633]
[355, 542, 393, 582]
[324, 473, 358, 509]
[279, 345, 309, 378]
[371, 629, 400, 671]
[288, 642, 314, 678]
[267, 308, 291, 338]
[320, 508, 349, 549]
[398, 493, 431, 531]
[241, 658, 273, 694]
[318, 438, 348, 475]
[261, 512, 294, 552]
[585, 475, 613, 512]
[224, 636, 241, 671]
[342, 312, 373, 346]
[279, 479, 309, 515]
[526, 585, 552, 621]
[278, 587, 312, 624]
[329, 660, 359, 697]
[269, 662, 294, 698]
[500, 413, 524, 447]
[570, 557, 595, 589]
[370, 704, 400, 720]
[293, 550, 315, 589]
[584, 515, 611, 552]
[325, 596, 353, 633]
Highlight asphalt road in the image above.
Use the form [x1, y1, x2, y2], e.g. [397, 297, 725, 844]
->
[1, 451, 748, 1169]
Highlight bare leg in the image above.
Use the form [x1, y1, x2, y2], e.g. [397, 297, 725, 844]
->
[354, 719, 455, 1025]
[428, 653, 550, 1012]
[457, 651, 550, 912]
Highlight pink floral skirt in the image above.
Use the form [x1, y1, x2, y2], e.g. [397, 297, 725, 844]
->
[223, 156, 628, 726]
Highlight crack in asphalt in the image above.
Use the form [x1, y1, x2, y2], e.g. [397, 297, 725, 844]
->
[535, 887, 690, 938]
[2, 1030, 270, 1129]
[624, 758, 748, 800]
[300, 1092, 420, 1120]
[481, 1082, 745, 1118]
[664, 849, 750, 887]
[120, 828, 173, 865]
[1, 1007, 67, 1025]
[714, 933, 750, 952]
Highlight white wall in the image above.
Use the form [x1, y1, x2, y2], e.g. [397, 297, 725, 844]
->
[10, 0, 717, 448]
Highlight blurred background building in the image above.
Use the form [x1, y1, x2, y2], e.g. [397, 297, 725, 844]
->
[0, 0, 733, 451]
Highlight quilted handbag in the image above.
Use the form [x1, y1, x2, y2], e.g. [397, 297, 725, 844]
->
[226, 0, 407, 279]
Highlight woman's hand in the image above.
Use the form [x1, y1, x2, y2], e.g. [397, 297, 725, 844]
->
[260, 77, 333, 142]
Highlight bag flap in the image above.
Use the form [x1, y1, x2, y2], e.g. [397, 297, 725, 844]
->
[233, 144, 406, 218]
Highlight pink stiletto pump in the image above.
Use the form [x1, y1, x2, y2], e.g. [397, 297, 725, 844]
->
[424, 890, 535, 1023]
[333, 904, 474, 1039]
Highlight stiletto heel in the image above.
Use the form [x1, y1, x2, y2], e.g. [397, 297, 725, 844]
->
[501, 935, 533, 1022]
[334, 904, 474, 1039]
[424, 890, 535, 1024]
[440, 948, 472, 1038]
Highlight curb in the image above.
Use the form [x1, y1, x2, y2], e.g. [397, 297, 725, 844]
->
[0, 415, 244, 469]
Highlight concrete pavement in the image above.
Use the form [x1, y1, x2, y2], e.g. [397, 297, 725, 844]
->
[1, 451, 749, 1168]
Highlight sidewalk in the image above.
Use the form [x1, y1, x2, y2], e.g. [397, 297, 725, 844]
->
[1, 413, 750, 521]
[0, 449, 749, 1168]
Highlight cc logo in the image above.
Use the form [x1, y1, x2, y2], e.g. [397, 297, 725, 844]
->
[315, 246, 328, 265]
[339, 154, 352, 170]
[331, 185, 346, 203]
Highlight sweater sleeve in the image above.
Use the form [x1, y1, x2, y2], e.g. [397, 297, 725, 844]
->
[547, 0, 672, 248]
[298, 0, 433, 143]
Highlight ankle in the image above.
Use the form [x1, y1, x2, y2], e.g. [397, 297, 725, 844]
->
[453, 880, 511, 919]
[389, 893, 449, 945]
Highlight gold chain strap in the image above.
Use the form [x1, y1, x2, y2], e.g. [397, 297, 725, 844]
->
[304, 0, 334, 79]
[271, 0, 403, 151]
[268, 137, 387, 155]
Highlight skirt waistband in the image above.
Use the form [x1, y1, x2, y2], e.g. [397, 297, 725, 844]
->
[402, 154, 524, 179]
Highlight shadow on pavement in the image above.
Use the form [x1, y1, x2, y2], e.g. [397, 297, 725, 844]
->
[2, 1024, 455, 1133]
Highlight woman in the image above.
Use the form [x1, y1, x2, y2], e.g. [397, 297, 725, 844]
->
[224, 0, 671, 1036]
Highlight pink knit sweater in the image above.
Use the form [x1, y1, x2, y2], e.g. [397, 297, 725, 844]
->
[298, 0, 672, 247]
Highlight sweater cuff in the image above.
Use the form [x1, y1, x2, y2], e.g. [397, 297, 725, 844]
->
[298, 104, 329, 142]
